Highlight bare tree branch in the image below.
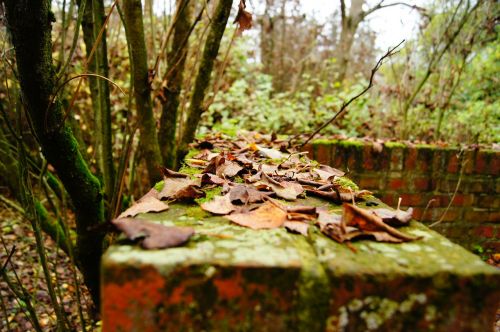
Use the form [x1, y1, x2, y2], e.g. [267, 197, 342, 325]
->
[363, 1, 427, 19]
[0, 245, 16, 274]
[340, 0, 346, 21]
[297, 40, 405, 148]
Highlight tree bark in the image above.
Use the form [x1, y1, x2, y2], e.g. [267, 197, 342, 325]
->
[337, 0, 364, 83]
[179, 0, 233, 161]
[159, 0, 192, 169]
[77, 0, 115, 200]
[122, 0, 163, 183]
[5, 0, 105, 306]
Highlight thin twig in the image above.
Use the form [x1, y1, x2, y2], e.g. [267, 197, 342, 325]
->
[430, 158, 467, 228]
[0, 245, 16, 275]
[295, 40, 405, 148]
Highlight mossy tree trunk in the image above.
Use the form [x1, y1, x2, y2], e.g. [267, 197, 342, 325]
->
[77, 0, 115, 200]
[122, 0, 163, 184]
[5, 0, 105, 306]
[159, 0, 192, 169]
[178, 0, 233, 161]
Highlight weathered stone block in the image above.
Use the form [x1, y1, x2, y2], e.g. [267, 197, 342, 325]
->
[102, 197, 499, 332]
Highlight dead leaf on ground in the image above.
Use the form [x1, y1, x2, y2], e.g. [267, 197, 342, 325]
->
[343, 204, 419, 242]
[255, 145, 284, 159]
[257, 173, 304, 200]
[225, 200, 286, 229]
[217, 160, 243, 178]
[319, 165, 345, 177]
[200, 173, 227, 185]
[229, 184, 269, 204]
[112, 218, 194, 249]
[200, 194, 236, 215]
[117, 196, 169, 219]
[373, 208, 413, 226]
[159, 175, 204, 201]
[284, 221, 309, 236]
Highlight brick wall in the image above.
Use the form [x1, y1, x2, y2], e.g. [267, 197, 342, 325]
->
[304, 140, 500, 251]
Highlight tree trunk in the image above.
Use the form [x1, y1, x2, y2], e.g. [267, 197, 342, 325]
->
[337, 0, 364, 83]
[122, 0, 163, 183]
[77, 0, 115, 200]
[159, 0, 192, 169]
[5, 0, 105, 306]
[178, 0, 233, 161]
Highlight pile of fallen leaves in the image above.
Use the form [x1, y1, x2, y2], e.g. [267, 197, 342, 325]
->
[113, 133, 420, 249]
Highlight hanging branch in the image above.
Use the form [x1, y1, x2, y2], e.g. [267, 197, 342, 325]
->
[297, 40, 405, 148]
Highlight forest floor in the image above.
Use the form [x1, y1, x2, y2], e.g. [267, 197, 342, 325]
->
[0, 199, 498, 331]
[0, 202, 96, 331]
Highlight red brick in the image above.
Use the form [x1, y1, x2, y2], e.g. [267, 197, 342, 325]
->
[463, 150, 475, 174]
[315, 144, 331, 165]
[405, 148, 417, 170]
[474, 225, 494, 238]
[388, 178, 406, 191]
[358, 176, 381, 190]
[474, 195, 499, 209]
[475, 151, 489, 174]
[482, 241, 500, 252]
[390, 148, 404, 171]
[431, 195, 451, 207]
[489, 211, 500, 223]
[491, 157, 500, 176]
[416, 148, 433, 173]
[430, 207, 462, 222]
[451, 194, 474, 207]
[302, 144, 314, 160]
[446, 152, 460, 173]
[400, 193, 425, 207]
[362, 146, 376, 171]
[413, 178, 431, 191]
[464, 208, 491, 222]
[380, 193, 397, 206]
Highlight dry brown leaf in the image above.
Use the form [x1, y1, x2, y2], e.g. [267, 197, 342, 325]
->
[117, 196, 169, 219]
[314, 168, 337, 182]
[160, 167, 189, 178]
[217, 161, 243, 178]
[112, 218, 194, 249]
[319, 165, 345, 177]
[200, 173, 227, 185]
[203, 154, 225, 174]
[256, 145, 284, 159]
[257, 173, 303, 200]
[225, 200, 287, 229]
[234, 0, 253, 32]
[200, 194, 236, 215]
[343, 204, 419, 242]
[284, 221, 309, 236]
[229, 184, 269, 204]
[159, 176, 204, 201]
[373, 208, 413, 226]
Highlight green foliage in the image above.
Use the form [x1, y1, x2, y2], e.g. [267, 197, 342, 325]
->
[201, 1, 499, 146]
